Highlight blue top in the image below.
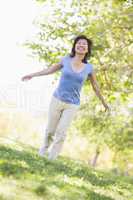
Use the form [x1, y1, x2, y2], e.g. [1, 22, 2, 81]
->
[53, 55, 94, 105]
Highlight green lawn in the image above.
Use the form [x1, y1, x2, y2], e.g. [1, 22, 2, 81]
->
[0, 142, 133, 200]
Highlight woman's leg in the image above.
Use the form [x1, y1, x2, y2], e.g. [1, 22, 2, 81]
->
[48, 104, 79, 160]
[39, 96, 63, 156]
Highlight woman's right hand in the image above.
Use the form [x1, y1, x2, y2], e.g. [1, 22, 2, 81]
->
[21, 74, 33, 82]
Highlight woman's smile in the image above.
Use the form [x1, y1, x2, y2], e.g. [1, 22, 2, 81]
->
[75, 39, 88, 54]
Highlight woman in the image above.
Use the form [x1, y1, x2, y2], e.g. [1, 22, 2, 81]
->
[22, 35, 109, 160]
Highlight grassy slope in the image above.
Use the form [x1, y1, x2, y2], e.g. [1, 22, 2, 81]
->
[0, 142, 133, 200]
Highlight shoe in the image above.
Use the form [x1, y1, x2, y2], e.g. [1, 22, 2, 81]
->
[38, 146, 47, 157]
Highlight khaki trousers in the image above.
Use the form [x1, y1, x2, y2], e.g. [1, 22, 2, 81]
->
[43, 95, 79, 160]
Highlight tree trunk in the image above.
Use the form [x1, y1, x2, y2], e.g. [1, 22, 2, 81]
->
[90, 147, 100, 167]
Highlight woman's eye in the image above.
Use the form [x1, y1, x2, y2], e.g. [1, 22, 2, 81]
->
[76, 41, 87, 46]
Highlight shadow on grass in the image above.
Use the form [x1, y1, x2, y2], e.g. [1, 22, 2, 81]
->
[0, 144, 115, 185]
[0, 144, 132, 200]
[34, 181, 115, 200]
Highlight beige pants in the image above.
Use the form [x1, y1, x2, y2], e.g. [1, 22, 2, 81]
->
[43, 95, 79, 160]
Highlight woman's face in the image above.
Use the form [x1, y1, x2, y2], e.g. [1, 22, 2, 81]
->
[75, 39, 88, 55]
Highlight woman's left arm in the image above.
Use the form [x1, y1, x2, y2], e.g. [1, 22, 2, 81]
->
[89, 72, 109, 111]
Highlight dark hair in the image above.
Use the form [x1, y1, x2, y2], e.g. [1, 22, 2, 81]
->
[70, 35, 92, 63]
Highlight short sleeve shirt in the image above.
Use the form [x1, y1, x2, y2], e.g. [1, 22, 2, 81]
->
[53, 55, 94, 105]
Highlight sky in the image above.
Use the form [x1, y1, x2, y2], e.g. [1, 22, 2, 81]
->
[0, 0, 54, 84]
[0, 1, 37, 82]
[0, 0, 55, 111]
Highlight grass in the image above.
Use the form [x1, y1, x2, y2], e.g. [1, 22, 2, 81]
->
[0, 141, 133, 200]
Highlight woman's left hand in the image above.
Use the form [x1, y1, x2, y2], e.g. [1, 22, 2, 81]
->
[103, 103, 110, 112]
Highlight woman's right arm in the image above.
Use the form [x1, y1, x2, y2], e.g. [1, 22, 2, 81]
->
[21, 62, 62, 81]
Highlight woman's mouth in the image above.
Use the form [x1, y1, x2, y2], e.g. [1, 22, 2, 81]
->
[78, 47, 85, 51]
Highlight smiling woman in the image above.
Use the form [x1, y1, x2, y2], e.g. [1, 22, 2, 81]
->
[22, 35, 109, 160]
[70, 36, 92, 72]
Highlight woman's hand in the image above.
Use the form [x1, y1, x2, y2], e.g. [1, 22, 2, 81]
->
[21, 61, 62, 82]
[103, 103, 110, 112]
[21, 74, 33, 82]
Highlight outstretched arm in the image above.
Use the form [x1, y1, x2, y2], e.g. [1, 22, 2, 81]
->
[21, 61, 62, 81]
[89, 72, 109, 111]
[31, 62, 62, 77]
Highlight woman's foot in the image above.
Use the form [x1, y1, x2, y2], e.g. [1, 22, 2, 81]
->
[38, 146, 47, 157]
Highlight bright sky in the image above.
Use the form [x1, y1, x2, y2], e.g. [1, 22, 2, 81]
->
[0, 0, 55, 110]
[0, 1, 36, 81]
[0, 0, 54, 84]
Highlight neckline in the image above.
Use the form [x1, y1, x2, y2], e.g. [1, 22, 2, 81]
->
[69, 57, 86, 74]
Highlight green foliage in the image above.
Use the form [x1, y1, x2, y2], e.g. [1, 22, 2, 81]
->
[26, 0, 133, 95]
[24, 0, 133, 172]
[0, 144, 133, 200]
[74, 94, 133, 171]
